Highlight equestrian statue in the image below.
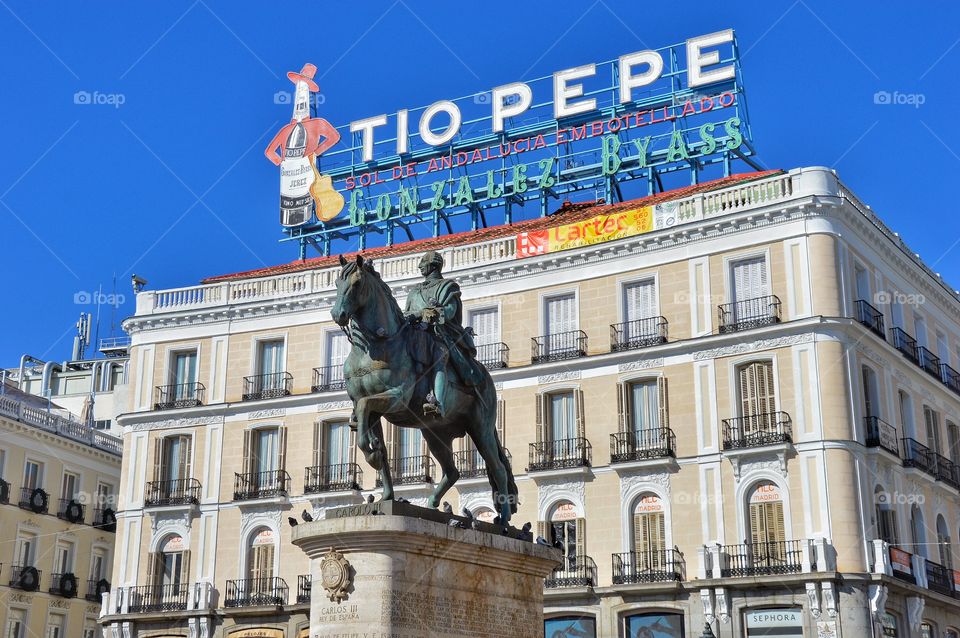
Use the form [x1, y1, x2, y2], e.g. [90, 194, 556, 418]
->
[331, 251, 518, 523]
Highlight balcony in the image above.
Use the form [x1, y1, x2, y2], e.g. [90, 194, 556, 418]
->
[375, 455, 434, 486]
[86, 578, 110, 602]
[610, 317, 668, 352]
[233, 470, 290, 501]
[942, 363, 960, 395]
[531, 330, 587, 364]
[153, 382, 205, 410]
[933, 454, 960, 490]
[126, 583, 190, 613]
[9, 565, 41, 591]
[891, 328, 918, 363]
[144, 478, 202, 507]
[528, 438, 592, 472]
[545, 555, 597, 588]
[722, 412, 792, 450]
[49, 572, 79, 598]
[864, 417, 899, 457]
[224, 577, 288, 608]
[612, 549, 685, 584]
[720, 540, 805, 577]
[901, 438, 938, 478]
[304, 463, 362, 493]
[926, 559, 954, 597]
[854, 299, 885, 339]
[17, 487, 49, 514]
[242, 372, 293, 401]
[0, 478, 8, 504]
[717, 295, 781, 334]
[917, 346, 942, 380]
[454, 448, 512, 480]
[56, 498, 85, 523]
[475, 342, 509, 369]
[92, 507, 117, 533]
[312, 365, 345, 393]
[297, 575, 311, 604]
[610, 428, 676, 464]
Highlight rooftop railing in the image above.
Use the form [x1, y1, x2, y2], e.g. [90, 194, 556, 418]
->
[242, 372, 293, 401]
[154, 382, 205, 410]
[722, 412, 792, 450]
[612, 549, 685, 584]
[312, 365, 346, 393]
[854, 299, 885, 339]
[531, 330, 587, 364]
[0, 395, 122, 455]
[610, 317, 668, 352]
[718, 295, 781, 334]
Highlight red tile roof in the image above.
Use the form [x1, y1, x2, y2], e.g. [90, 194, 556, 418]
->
[203, 170, 783, 283]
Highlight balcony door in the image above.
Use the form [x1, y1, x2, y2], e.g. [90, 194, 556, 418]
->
[16, 533, 36, 568]
[730, 256, 768, 313]
[22, 460, 43, 491]
[468, 307, 500, 347]
[924, 407, 942, 456]
[257, 340, 286, 392]
[628, 380, 659, 433]
[936, 515, 953, 571]
[874, 486, 899, 545]
[314, 420, 353, 485]
[544, 293, 577, 357]
[623, 279, 656, 339]
[155, 435, 192, 489]
[326, 332, 349, 385]
[854, 265, 871, 301]
[148, 534, 189, 595]
[862, 366, 880, 419]
[633, 494, 666, 571]
[546, 501, 584, 569]
[247, 427, 285, 490]
[60, 472, 78, 502]
[738, 361, 776, 434]
[915, 316, 928, 348]
[171, 350, 197, 400]
[748, 483, 786, 566]
[549, 392, 577, 459]
[248, 528, 275, 590]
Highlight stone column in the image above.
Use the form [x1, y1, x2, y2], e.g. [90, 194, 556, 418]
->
[292, 504, 560, 638]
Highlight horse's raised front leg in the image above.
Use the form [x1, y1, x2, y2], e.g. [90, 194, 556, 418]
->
[423, 429, 459, 509]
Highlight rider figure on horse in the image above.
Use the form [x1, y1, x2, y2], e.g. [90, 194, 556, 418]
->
[404, 250, 483, 418]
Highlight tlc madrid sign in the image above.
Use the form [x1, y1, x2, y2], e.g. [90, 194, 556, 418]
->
[266, 29, 755, 255]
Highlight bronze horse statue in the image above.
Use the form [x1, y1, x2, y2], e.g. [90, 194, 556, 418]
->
[331, 254, 518, 523]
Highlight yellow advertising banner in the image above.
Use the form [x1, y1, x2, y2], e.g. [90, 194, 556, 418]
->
[517, 206, 653, 257]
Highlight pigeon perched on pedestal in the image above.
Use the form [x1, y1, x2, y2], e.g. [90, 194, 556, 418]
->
[535, 536, 549, 546]
[396, 497, 409, 504]
[301, 509, 314, 523]
[287, 517, 298, 527]
[442, 501, 453, 514]
[461, 506, 473, 521]
[366, 494, 375, 504]
[518, 522, 533, 542]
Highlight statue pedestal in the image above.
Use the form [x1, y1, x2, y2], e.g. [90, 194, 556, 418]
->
[292, 502, 560, 638]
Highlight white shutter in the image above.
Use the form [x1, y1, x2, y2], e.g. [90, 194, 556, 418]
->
[624, 280, 656, 322]
[731, 257, 768, 302]
[469, 308, 500, 346]
[327, 332, 350, 368]
[855, 266, 871, 300]
[546, 294, 577, 335]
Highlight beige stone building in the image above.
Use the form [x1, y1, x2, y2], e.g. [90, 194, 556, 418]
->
[101, 167, 960, 638]
[0, 380, 123, 638]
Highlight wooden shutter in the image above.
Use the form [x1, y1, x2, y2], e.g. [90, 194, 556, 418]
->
[574, 518, 586, 558]
[179, 436, 192, 481]
[152, 438, 163, 482]
[144, 551, 157, 588]
[537, 521, 549, 542]
[312, 422, 322, 468]
[180, 550, 191, 587]
[495, 397, 506, 445]
[348, 427, 357, 464]
[535, 393, 547, 443]
[657, 377, 669, 431]
[241, 429, 252, 476]
[616, 382, 629, 432]
[382, 421, 395, 461]
[574, 389, 585, 439]
[278, 426, 288, 472]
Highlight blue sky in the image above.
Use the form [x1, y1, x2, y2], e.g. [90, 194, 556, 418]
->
[1, 1, 959, 365]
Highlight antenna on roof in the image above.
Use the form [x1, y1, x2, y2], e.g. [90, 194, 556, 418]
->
[72, 312, 91, 361]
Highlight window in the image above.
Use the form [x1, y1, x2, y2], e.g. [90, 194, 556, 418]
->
[937, 515, 953, 571]
[545, 293, 577, 335]
[890, 297, 904, 329]
[949, 422, 960, 466]
[749, 482, 786, 545]
[468, 307, 500, 346]
[623, 279, 657, 322]
[154, 435, 192, 483]
[45, 614, 65, 638]
[540, 501, 584, 567]
[148, 534, 189, 589]
[315, 420, 353, 467]
[90, 550, 106, 581]
[96, 482, 115, 510]
[854, 264, 871, 300]
[624, 379, 659, 432]
[22, 461, 43, 491]
[737, 361, 777, 433]
[248, 528, 275, 581]
[632, 494, 666, 570]
[911, 505, 927, 559]
[397, 427, 423, 459]
[899, 391, 915, 438]
[4, 610, 25, 638]
[915, 316, 928, 348]
[170, 350, 197, 387]
[53, 541, 74, 575]
[921, 624, 934, 638]
[15, 534, 36, 567]
[874, 486, 899, 545]
[622, 613, 684, 637]
[549, 392, 577, 442]
[325, 331, 349, 379]
[0, 449, 6, 479]
[730, 255, 769, 303]
[862, 366, 880, 419]
[257, 339, 285, 376]
[242, 426, 287, 492]
[82, 626, 97, 638]
[881, 613, 899, 637]
[937, 331, 950, 364]
[60, 472, 78, 501]
[924, 407, 942, 455]
[544, 616, 596, 638]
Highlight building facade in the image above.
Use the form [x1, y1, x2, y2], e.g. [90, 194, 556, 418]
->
[102, 167, 960, 638]
[0, 381, 123, 638]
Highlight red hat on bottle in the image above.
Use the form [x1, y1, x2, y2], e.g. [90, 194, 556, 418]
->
[287, 63, 319, 92]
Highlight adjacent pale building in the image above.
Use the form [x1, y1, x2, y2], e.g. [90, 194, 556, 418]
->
[101, 167, 960, 638]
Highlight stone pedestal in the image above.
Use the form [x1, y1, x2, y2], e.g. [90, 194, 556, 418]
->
[292, 502, 560, 638]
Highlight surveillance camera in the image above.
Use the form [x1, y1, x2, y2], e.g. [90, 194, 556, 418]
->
[131, 274, 148, 293]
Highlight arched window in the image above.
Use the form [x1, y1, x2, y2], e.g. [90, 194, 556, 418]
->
[632, 493, 666, 571]
[936, 515, 953, 571]
[874, 486, 899, 545]
[248, 527, 275, 582]
[540, 501, 584, 569]
[146, 533, 189, 606]
[911, 505, 927, 559]
[748, 482, 786, 546]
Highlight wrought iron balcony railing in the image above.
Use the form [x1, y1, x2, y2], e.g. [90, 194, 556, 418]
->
[612, 549, 685, 584]
[312, 365, 346, 393]
[49, 572, 79, 598]
[854, 299, 885, 339]
[8, 565, 41, 591]
[86, 578, 110, 602]
[864, 417, 899, 457]
[942, 363, 960, 395]
[56, 498, 85, 523]
[722, 412, 792, 450]
[475, 342, 510, 369]
[92, 507, 117, 532]
[917, 346, 942, 380]
[375, 455, 435, 486]
[18, 487, 49, 514]
[144, 478, 201, 507]
[720, 540, 805, 577]
[610, 428, 676, 463]
[297, 574, 311, 604]
[126, 583, 190, 613]
[545, 555, 597, 588]
[531, 330, 587, 364]
[528, 437, 592, 472]
[718, 295, 781, 334]
[242, 372, 293, 401]
[933, 454, 960, 490]
[926, 559, 954, 597]
[153, 382, 205, 410]
[454, 448, 512, 480]
[224, 577, 288, 608]
[891, 328, 918, 363]
[304, 463, 362, 493]
[233, 470, 290, 501]
[901, 438, 938, 477]
[610, 317, 668, 352]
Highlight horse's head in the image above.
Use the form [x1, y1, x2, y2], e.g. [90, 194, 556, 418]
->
[332, 254, 372, 327]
